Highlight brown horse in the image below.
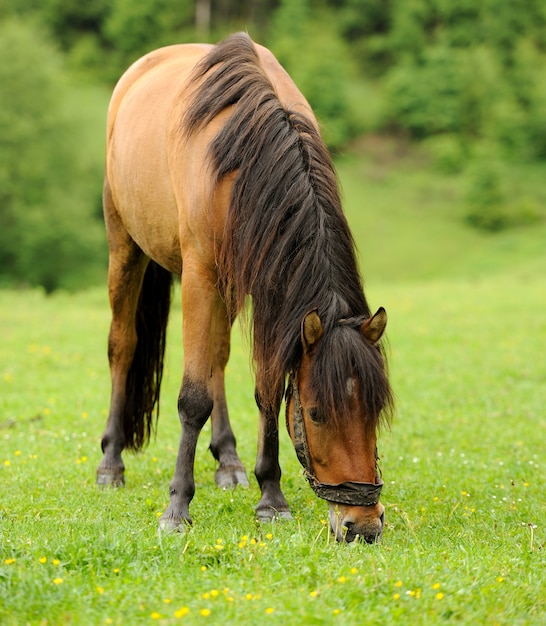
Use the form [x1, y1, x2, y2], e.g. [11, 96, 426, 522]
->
[96, 32, 393, 543]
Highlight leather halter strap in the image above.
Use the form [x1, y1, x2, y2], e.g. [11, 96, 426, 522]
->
[287, 373, 384, 507]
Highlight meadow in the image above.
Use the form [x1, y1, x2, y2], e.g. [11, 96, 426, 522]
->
[1, 150, 546, 624]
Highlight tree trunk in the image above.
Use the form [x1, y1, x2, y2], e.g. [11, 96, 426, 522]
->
[195, 0, 211, 36]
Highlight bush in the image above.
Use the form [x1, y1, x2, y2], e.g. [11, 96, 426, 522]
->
[422, 134, 468, 174]
[385, 47, 471, 138]
[464, 155, 543, 232]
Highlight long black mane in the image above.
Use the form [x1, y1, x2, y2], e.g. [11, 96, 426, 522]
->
[183, 33, 392, 426]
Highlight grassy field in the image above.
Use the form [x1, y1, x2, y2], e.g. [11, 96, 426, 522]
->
[1, 152, 546, 624]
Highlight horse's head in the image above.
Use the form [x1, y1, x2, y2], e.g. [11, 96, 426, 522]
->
[286, 308, 392, 543]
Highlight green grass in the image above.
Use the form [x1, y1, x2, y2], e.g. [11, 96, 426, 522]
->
[2, 147, 546, 624]
[1, 267, 545, 624]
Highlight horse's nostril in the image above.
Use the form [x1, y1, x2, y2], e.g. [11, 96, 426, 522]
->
[343, 521, 357, 543]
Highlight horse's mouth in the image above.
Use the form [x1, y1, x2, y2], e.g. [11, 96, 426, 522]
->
[328, 504, 385, 543]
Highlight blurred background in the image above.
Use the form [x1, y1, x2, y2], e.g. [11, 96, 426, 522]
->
[1, 0, 545, 292]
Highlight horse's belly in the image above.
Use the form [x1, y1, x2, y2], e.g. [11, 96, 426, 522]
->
[111, 157, 182, 274]
[107, 65, 192, 273]
[108, 146, 182, 274]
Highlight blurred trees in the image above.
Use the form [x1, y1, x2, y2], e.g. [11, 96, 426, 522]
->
[1, 0, 546, 290]
[0, 19, 105, 292]
[4, 0, 544, 154]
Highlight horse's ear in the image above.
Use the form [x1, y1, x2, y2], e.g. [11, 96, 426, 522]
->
[360, 307, 387, 346]
[301, 310, 324, 354]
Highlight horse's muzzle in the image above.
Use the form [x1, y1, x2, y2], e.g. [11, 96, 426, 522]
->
[328, 502, 385, 543]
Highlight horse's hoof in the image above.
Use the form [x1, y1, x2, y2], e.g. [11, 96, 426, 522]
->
[158, 515, 191, 534]
[158, 518, 181, 534]
[255, 507, 293, 523]
[96, 469, 125, 487]
[215, 466, 249, 489]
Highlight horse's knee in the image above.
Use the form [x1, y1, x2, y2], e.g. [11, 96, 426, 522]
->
[178, 377, 213, 429]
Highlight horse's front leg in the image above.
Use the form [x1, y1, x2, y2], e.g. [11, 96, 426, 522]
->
[159, 265, 217, 532]
[158, 375, 213, 531]
[254, 386, 293, 521]
[209, 309, 249, 489]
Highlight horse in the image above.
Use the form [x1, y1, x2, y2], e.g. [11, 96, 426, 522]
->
[96, 32, 393, 543]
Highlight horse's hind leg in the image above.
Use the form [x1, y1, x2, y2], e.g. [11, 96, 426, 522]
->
[209, 311, 249, 489]
[97, 182, 147, 486]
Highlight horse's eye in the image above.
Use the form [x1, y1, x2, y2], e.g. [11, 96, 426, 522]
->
[308, 407, 326, 424]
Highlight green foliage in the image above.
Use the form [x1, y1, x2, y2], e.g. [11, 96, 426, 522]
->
[0, 20, 106, 292]
[464, 158, 508, 232]
[101, 0, 194, 82]
[422, 135, 468, 174]
[464, 155, 543, 232]
[385, 46, 470, 138]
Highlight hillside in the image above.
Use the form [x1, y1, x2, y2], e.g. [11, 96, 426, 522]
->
[337, 136, 546, 285]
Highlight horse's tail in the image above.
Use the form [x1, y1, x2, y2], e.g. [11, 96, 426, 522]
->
[123, 260, 173, 451]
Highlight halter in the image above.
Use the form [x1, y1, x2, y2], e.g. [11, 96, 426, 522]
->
[286, 373, 384, 507]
